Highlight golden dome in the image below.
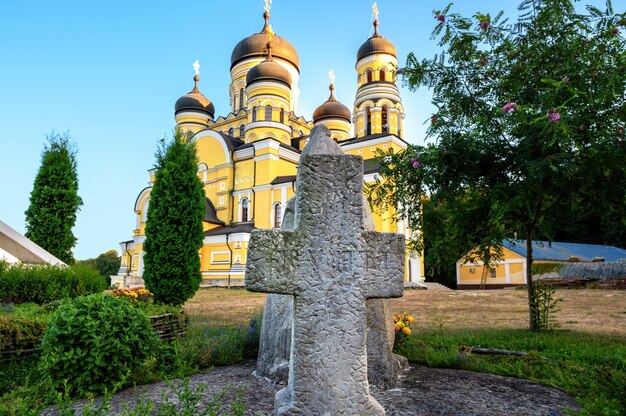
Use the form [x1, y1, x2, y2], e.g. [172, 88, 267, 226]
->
[231, 11, 300, 71]
[357, 19, 397, 61]
[175, 75, 215, 118]
[313, 84, 351, 123]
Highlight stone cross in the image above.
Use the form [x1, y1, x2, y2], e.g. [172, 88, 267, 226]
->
[246, 125, 405, 415]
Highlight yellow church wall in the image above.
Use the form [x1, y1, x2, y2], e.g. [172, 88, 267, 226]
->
[234, 159, 255, 191]
[356, 55, 398, 87]
[195, 137, 229, 166]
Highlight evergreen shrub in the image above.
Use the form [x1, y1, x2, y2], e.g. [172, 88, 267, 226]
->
[40, 293, 159, 396]
[0, 264, 105, 304]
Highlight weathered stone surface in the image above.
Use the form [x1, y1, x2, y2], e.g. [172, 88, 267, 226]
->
[246, 125, 405, 415]
[255, 198, 295, 383]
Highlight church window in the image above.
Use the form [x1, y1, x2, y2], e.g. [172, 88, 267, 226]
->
[239, 88, 244, 109]
[379, 68, 386, 81]
[252, 106, 257, 121]
[280, 108, 285, 124]
[366, 69, 373, 83]
[229, 127, 234, 136]
[186, 130, 194, 140]
[241, 198, 250, 222]
[240, 125, 245, 137]
[273, 203, 282, 228]
[490, 268, 497, 278]
[365, 107, 372, 135]
[381, 106, 389, 133]
[265, 105, 273, 121]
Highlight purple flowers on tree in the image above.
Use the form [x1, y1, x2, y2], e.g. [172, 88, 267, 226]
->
[411, 158, 421, 169]
[502, 102, 517, 113]
[547, 110, 561, 122]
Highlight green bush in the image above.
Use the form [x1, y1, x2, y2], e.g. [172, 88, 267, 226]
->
[530, 262, 563, 275]
[0, 263, 105, 304]
[40, 293, 160, 397]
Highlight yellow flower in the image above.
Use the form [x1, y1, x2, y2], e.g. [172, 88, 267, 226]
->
[407, 316, 414, 323]
[397, 321, 405, 329]
[402, 327, 412, 335]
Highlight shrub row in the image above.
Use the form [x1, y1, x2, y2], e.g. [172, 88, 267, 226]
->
[0, 263, 106, 304]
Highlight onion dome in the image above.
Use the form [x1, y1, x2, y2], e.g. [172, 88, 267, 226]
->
[313, 84, 351, 123]
[175, 75, 215, 118]
[245, 42, 292, 88]
[357, 18, 397, 61]
[231, 11, 299, 70]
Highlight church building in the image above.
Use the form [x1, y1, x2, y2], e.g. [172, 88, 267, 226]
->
[113, 4, 424, 288]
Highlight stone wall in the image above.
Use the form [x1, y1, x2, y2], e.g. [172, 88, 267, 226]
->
[558, 260, 626, 280]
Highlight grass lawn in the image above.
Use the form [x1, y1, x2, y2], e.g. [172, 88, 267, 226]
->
[185, 287, 626, 415]
[1, 287, 624, 415]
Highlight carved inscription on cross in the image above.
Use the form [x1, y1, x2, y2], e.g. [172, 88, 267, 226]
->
[246, 150, 404, 415]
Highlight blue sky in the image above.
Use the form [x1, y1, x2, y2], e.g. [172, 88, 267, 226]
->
[0, 0, 621, 259]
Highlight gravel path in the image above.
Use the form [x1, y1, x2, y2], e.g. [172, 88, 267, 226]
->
[42, 360, 579, 415]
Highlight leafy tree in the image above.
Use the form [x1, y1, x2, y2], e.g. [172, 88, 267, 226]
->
[371, 0, 626, 330]
[78, 249, 121, 286]
[143, 130, 205, 306]
[25, 132, 83, 264]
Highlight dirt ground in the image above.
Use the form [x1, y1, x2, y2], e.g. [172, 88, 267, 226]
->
[185, 287, 626, 335]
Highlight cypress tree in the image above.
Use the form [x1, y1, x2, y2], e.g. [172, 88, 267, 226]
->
[25, 132, 83, 264]
[143, 130, 205, 306]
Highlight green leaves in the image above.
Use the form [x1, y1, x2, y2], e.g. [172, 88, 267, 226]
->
[25, 132, 83, 265]
[377, 0, 626, 309]
[143, 130, 205, 306]
[40, 293, 159, 397]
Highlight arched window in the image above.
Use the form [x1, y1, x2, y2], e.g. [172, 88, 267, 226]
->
[379, 68, 386, 81]
[229, 127, 234, 136]
[365, 107, 372, 135]
[366, 69, 373, 83]
[381, 106, 389, 133]
[280, 108, 285, 124]
[239, 125, 245, 137]
[239, 88, 244, 109]
[252, 106, 257, 121]
[273, 203, 282, 228]
[265, 105, 273, 121]
[241, 198, 249, 222]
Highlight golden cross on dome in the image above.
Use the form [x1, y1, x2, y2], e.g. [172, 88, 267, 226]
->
[267, 24, 275, 42]
[372, 3, 379, 21]
[264, 0, 272, 13]
[193, 60, 200, 76]
[328, 69, 335, 86]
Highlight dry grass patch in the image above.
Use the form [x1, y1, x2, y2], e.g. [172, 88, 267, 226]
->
[391, 288, 626, 335]
[184, 287, 266, 326]
[184, 287, 626, 335]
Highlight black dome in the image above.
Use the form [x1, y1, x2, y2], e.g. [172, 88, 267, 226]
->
[246, 59, 292, 88]
[357, 20, 397, 61]
[175, 75, 215, 118]
[231, 12, 299, 70]
[313, 85, 351, 123]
